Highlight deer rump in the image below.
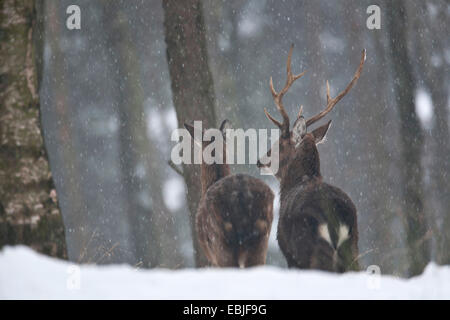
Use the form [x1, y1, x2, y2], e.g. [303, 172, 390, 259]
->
[196, 174, 274, 268]
[277, 181, 359, 273]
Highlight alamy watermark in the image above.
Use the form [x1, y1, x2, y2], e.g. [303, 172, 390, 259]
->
[66, 264, 81, 290]
[171, 121, 280, 175]
[366, 5, 381, 30]
[66, 5, 81, 30]
[366, 265, 381, 290]
[67, 4, 380, 31]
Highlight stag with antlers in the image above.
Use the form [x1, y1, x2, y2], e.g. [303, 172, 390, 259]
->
[257, 45, 365, 272]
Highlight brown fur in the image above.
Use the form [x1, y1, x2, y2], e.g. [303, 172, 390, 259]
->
[185, 121, 274, 267]
[259, 127, 359, 273]
[258, 46, 364, 272]
[197, 174, 274, 267]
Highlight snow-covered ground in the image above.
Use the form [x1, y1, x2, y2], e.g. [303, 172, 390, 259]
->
[0, 246, 449, 299]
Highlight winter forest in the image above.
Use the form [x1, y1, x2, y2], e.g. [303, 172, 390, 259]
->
[0, 0, 450, 299]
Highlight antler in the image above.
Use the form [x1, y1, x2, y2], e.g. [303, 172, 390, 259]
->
[306, 49, 366, 127]
[264, 44, 306, 137]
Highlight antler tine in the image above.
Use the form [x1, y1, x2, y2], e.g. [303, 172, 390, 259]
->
[265, 44, 307, 136]
[306, 49, 366, 127]
[280, 44, 307, 97]
[326, 80, 331, 104]
[269, 77, 277, 98]
[297, 105, 304, 118]
[264, 108, 283, 128]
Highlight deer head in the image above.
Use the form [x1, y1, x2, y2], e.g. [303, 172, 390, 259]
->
[257, 45, 366, 185]
[184, 120, 232, 194]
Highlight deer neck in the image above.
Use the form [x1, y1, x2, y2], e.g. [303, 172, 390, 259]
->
[201, 162, 230, 194]
[280, 150, 322, 196]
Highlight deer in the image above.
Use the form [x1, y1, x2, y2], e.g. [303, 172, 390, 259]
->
[257, 45, 366, 272]
[184, 120, 274, 268]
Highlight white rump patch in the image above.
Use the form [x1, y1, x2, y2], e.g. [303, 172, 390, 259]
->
[318, 224, 332, 246]
[337, 224, 350, 248]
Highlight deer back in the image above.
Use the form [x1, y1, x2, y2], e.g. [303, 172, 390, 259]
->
[278, 178, 359, 271]
[257, 45, 365, 272]
[185, 121, 275, 268]
[196, 174, 274, 268]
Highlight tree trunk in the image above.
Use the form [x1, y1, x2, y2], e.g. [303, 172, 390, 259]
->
[0, 0, 66, 258]
[412, 1, 450, 266]
[162, 0, 217, 267]
[104, 2, 157, 268]
[386, 0, 430, 276]
[42, 0, 97, 263]
[349, 1, 397, 274]
[103, 1, 182, 268]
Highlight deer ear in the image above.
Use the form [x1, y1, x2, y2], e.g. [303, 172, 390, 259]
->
[184, 122, 202, 147]
[256, 159, 267, 168]
[184, 123, 195, 138]
[219, 119, 232, 139]
[311, 120, 332, 144]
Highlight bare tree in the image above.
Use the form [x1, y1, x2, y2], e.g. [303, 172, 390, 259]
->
[163, 0, 217, 267]
[386, 0, 430, 276]
[411, 0, 450, 265]
[0, 0, 66, 258]
[104, 1, 182, 268]
[348, 0, 398, 274]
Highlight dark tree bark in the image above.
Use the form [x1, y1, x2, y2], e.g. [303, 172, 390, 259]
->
[203, 0, 241, 126]
[386, 0, 430, 276]
[0, 0, 66, 258]
[163, 0, 217, 267]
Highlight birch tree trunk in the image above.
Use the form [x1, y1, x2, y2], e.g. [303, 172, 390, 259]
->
[0, 0, 67, 258]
